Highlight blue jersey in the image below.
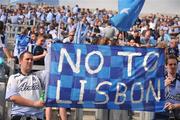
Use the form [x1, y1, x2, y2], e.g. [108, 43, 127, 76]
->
[14, 34, 29, 57]
[165, 74, 180, 118]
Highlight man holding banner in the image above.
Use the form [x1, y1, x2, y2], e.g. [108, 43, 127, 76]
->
[155, 55, 180, 120]
[5, 51, 46, 120]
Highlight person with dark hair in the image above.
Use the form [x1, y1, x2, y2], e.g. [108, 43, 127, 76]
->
[0, 20, 12, 78]
[164, 55, 180, 120]
[29, 35, 47, 65]
[62, 31, 75, 43]
[140, 30, 157, 47]
[127, 30, 141, 45]
[168, 39, 179, 58]
[154, 55, 180, 120]
[5, 51, 46, 120]
[103, 21, 116, 41]
[0, 20, 12, 61]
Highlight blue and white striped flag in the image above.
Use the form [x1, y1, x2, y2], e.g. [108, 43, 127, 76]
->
[74, 22, 89, 44]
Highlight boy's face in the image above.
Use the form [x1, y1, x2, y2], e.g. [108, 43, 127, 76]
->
[166, 58, 177, 75]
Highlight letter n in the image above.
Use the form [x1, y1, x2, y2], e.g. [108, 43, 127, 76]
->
[58, 48, 81, 73]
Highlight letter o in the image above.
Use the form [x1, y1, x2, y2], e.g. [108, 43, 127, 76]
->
[143, 52, 159, 72]
[85, 51, 104, 74]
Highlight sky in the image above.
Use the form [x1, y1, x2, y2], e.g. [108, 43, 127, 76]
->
[59, 0, 180, 15]
[1, 0, 180, 14]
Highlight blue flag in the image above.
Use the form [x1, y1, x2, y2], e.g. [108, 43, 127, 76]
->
[110, 0, 145, 31]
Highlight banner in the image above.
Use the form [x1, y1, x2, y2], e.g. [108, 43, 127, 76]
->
[46, 43, 165, 111]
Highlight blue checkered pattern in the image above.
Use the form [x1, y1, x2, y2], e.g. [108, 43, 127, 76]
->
[46, 43, 165, 112]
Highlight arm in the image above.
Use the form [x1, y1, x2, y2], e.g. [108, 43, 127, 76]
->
[3, 47, 12, 60]
[5, 75, 44, 108]
[174, 104, 180, 109]
[33, 50, 47, 61]
[9, 95, 44, 108]
[164, 102, 180, 110]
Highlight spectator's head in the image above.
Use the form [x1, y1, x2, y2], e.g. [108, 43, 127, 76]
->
[97, 37, 109, 45]
[36, 35, 45, 46]
[68, 31, 75, 42]
[159, 29, 165, 36]
[21, 28, 29, 35]
[156, 41, 168, 55]
[49, 25, 55, 30]
[165, 55, 178, 75]
[44, 34, 53, 40]
[128, 40, 136, 46]
[133, 30, 139, 38]
[144, 24, 150, 31]
[81, 16, 87, 23]
[106, 39, 115, 46]
[68, 18, 74, 24]
[30, 33, 36, 42]
[105, 21, 111, 26]
[38, 27, 45, 35]
[144, 30, 151, 40]
[31, 26, 37, 34]
[169, 39, 177, 48]
[117, 32, 124, 40]
[19, 51, 33, 74]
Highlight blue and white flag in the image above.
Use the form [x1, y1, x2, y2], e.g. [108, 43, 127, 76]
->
[46, 43, 165, 111]
[110, 0, 145, 31]
[74, 22, 89, 44]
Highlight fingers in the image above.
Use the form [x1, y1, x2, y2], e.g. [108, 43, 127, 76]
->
[164, 102, 175, 110]
[164, 77, 173, 86]
[33, 101, 45, 107]
[164, 102, 170, 109]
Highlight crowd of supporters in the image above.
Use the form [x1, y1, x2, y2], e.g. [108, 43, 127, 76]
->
[0, 3, 179, 57]
[0, 2, 180, 120]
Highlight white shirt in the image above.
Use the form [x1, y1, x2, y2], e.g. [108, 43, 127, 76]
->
[73, 6, 79, 14]
[62, 37, 70, 43]
[49, 29, 58, 39]
[0, 34, 6, 48]
[5, 71, 47, 119]
[46, 12, 53, 23]
[10, 15, 19, 24]
[0, 14, 7, 23]
[55, 12, 61, 23]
